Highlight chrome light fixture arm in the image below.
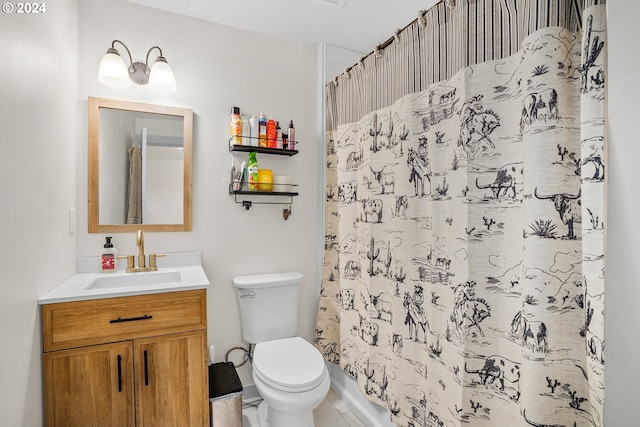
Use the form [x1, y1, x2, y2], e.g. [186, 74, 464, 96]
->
[110, 39, 134, 72]
[145, 46, 165, 74]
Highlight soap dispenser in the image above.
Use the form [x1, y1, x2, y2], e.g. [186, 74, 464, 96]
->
[101, 236, 118, 273]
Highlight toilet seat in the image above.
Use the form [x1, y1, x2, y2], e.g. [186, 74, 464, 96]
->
[253, 336, 326, 392]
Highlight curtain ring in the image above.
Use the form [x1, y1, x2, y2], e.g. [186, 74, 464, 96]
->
[333, 76, 339, 86]
[344, 67, 351, 79]
[445, 0, 456, 10]
[418, 10, 427, 28]
[374, 45, 383, 58]
[394, 29, 401, 43]
[358, 56, 366, 69]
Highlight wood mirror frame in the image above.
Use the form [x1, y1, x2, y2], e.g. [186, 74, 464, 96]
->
[88, 97, 193, 233]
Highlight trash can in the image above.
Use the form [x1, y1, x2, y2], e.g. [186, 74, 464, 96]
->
[209, 362, 243, 427]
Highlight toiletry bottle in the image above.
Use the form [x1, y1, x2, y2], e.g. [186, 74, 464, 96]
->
[240, 160, 247, 190]
[267, 116, 277, 148]
[230, 107, 242, 145]
[282, 133, 288, 150]
[249, 114, 259, 147]
[247, 152, 258, 191]
[241, 114, 249, 145]
[101, 236, 118, 273]
[258, 112, 268, 147]
[276, 121, 283, 149]
[288, 120, 296, 151]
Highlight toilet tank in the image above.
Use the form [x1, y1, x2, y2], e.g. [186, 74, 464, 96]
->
[233, 272, 303, 344]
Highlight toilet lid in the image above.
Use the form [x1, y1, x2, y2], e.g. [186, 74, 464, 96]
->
[253, 337, 326, 392]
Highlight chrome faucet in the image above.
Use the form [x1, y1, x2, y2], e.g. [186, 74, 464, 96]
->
[125, 230, 164, 273]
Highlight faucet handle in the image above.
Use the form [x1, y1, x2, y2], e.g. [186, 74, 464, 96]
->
[127, 255, 135, 270]
[149, 253, 166, 268]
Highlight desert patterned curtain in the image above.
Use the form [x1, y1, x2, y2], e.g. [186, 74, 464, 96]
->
[315, 1, 606, 426]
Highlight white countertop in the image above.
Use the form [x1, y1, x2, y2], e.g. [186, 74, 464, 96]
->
[38, 252, 210, 305]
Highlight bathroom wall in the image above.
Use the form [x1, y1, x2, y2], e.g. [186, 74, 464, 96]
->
[75, 0, 318, 387]
[0, 1, 79, 425]
[602, 2, 640, 425]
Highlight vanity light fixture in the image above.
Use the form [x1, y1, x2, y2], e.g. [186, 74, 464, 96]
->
[98, 40, 177, 93]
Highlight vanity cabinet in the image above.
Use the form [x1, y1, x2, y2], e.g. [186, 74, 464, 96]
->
[42, 289, 208, 427]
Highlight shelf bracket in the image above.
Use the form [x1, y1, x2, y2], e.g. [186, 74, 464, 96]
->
[283, 205, 292, 220]
[232, 193, 295, 212]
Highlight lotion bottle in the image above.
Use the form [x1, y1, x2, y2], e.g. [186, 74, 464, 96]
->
[100, 236, 118, 273]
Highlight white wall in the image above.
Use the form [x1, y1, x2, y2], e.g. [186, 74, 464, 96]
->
[603, 2, 640, 425]
[76, 0, 318, 388]
[0, 1, 79, 426]
[323, 44, 365, 84]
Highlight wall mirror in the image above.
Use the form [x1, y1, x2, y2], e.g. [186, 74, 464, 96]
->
[88, 97, 193, 232]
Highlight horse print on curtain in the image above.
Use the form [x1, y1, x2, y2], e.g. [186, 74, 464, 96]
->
[316, 5, 606, 427]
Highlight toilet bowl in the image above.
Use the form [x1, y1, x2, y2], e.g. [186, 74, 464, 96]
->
[253, 337, 330, 427]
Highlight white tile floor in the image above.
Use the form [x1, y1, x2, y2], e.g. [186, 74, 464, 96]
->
[242, 388, 366, 427]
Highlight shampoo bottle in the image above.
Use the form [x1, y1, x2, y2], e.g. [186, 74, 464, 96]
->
[101, 236, 118, 273]
[258, 112, 268, 147]
[241, 115, 250, 144]
[247, 152, 258, 191]
[230, 107, 242, 145]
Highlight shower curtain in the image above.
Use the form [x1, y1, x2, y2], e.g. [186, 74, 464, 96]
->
[315, 1, 606, 426]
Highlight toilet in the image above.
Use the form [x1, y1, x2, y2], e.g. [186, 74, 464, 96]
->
[233, 272, 330, 427]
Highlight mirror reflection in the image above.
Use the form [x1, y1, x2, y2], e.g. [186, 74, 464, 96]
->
[88, 97, 193, 233]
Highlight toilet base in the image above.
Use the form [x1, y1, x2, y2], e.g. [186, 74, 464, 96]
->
[257, 400, 315, 427]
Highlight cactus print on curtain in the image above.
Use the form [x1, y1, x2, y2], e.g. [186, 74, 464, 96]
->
[316, 3, 606, 427]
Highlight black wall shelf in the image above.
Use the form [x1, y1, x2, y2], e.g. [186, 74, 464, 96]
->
[229, 143, 298, 157]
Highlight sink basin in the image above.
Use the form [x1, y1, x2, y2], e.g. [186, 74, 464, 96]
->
[87, 271, 181, 290]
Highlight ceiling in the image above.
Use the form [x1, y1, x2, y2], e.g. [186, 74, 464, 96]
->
[127, 0, 440, 54]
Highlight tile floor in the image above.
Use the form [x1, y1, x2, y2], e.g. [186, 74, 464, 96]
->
[242, 388, 366, 427]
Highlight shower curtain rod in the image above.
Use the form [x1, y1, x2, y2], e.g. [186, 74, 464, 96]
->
[342, 14, 419, 76]
[340, 0, 452, 78]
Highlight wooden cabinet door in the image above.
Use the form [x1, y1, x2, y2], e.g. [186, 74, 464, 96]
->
[43, 341, 134, 427]
[134, 330, 208, 427]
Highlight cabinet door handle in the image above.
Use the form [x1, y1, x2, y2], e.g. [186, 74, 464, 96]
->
[117, 354, 123, 392]
[109, 314, 153, 324]
[144, 350, 149, 386]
